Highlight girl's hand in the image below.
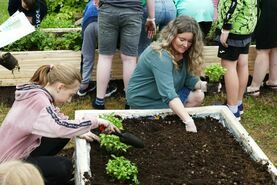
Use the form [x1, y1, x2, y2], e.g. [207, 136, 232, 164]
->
[79, 132, 100, 142]
[97, 118, 121, 133]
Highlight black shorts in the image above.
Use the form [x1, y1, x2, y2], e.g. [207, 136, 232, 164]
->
[217, 43, 250, 61]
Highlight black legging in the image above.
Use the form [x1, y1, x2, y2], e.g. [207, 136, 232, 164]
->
[26, 137, 74, 185]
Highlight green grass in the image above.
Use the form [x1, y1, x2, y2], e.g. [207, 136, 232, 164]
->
[0, 0, 9, 24]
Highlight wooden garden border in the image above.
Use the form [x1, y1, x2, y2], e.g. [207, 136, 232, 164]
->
[0, 45, 257, 86]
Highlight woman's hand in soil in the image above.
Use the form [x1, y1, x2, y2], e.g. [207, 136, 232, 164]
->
[183, 119, 197, 133]
[79, 131, 100, 142]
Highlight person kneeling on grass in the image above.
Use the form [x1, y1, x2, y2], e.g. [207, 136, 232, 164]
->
[127, 16, 215, 133]
[0, 64, 119, 185]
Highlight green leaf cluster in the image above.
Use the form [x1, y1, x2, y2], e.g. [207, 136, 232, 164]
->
[204, 64, 227, 82]
[46, 0, 86, 14]
[99, 134, 130, 153]
[40, 14, 75, 28]
[3, 30, 82, 51]
[106, 155, 139, 185]
[99, 113, 128, 153]
[99, 113, 140, 184]
[99, 113, 124, 129]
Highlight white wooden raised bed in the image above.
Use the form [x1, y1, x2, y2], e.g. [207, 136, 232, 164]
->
[74, 106, 277, 185]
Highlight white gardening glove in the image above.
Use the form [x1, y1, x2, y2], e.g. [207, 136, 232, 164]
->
[79, 131, 100, 142]
[183, 119, 197, 133]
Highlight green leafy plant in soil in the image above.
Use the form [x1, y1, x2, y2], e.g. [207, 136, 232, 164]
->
[204, 64, 227, 82]
[99, 113, 129, 153]
[99, 113, 124, 129]
[99, 134, 130, 153]
[106, 155, 139, 185]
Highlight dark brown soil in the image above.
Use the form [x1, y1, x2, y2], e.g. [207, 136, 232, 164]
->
[0, 86, 15, 106]
[86, 115, 274, 185]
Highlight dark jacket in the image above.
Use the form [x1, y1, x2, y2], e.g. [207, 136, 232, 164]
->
[8, 0, 47, 27]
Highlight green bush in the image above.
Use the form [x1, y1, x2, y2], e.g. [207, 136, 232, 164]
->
[3, 30, 82, 51]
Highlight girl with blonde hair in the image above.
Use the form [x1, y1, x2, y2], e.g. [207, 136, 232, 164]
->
[0, 160, 44, 185]
[0, 64, 119, 185]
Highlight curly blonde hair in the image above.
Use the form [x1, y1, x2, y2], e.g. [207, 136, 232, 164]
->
[152, 16, 204, 75]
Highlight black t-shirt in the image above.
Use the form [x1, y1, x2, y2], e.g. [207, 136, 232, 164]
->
[8, 0, 47, 27]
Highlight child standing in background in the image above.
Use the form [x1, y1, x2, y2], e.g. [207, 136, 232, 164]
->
[215, 0, 257, 120]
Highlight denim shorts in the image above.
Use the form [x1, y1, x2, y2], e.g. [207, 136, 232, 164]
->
[178, 87, 191, 104]
[98, 4, 143, 56]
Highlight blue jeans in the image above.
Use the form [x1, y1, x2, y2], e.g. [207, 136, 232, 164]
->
[138, 0, 176, 55]
[81, 21, 98, 85]
[178, 87, 191, 104]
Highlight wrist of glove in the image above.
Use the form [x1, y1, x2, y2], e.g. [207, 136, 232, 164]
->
[183, 119, 197, 133]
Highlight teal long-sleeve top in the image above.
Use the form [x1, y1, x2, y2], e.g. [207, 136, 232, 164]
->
[126, 46, 199, 109]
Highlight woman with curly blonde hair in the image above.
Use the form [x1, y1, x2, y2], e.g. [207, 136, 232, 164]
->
[127, 16, 209, 133]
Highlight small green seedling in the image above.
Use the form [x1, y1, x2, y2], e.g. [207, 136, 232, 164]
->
[99, 134, 130, 153]
[106, 155, 139, 185]
[99, 113, 129, 153]
[204, 64, 227, 82]
[99, 113, 124, 129]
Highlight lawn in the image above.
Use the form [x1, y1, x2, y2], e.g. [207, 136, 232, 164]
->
[0, 0, 9, 24]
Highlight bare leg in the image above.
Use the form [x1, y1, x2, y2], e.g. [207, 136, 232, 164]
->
[249, 49, 270, 88]
[237, 54, 249, 101]
[268, 47, 277, 86]
[121, 53, 137, 90]
[221, 59, 239, 106]
[96, 54, 114, 99]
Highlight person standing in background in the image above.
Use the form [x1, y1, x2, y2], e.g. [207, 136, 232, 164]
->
[174, 0, 215, 40]
[138, 0, 176, 55]
[78, 0, 117, 97]
[92, 0, 156, 109]
[215, 0, 257, 120]
[8, 0, 47, 27]
[246, 0, 277, 96]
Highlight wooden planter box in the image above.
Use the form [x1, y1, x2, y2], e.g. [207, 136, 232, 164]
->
[0, 46, 257, 86]
[74, 106, 276, 185]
